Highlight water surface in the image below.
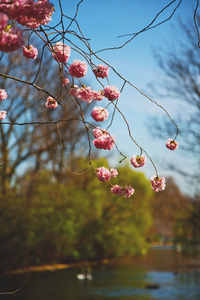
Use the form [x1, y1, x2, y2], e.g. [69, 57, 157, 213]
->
[1, 247, 200, 300]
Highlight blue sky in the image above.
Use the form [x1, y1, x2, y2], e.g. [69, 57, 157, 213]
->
[49, 0, 195, 194]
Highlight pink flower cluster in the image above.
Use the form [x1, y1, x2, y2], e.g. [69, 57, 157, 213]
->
[131, 155, 147, 168]
[93, 128, 115, 150]
[91, 107, 109, 122]
[69, 60, 88, 78]
[0, 89, 7, 101]
[67, 63, 121, 106]
[166, 138, 179, 150]
[151, 176, 166, 192]
[1, 0, 54, 29]
[62, 78, 70, 86]
[70, 86, 93, 103]
[0, 89, 7, 120]
[76, 86, 94, 103]
[52, 42, 70, 63]
[93, 90, 104, 101]
[23, 45, 38, 59]
[96, 166, 118, 182]
[69, 86, 79, 97]
[0, 25, 24, 53]
[0, 12, 9, 31]
[0, 111, 7, 120]
[0, 1, 53, 52]
[70, 87, 104, 103]
[45, 97, 58, 109]
[93, 64, 109, 79]
[103, 85, 120, 101]
[111, 185, 135, 198]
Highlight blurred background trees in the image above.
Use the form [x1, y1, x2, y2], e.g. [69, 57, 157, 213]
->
[149, 14, 200, 245]
[0, 146, 193, 272]
[150, 177, 189, 243]
[152, 15, 200, 192]
[0, 159, 155, 271]
[0, 44, 90, 197]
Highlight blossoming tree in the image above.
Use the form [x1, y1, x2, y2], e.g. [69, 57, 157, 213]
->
[0, 0, 182, 198]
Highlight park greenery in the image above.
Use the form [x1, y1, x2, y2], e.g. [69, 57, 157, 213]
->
[0, 159, 154, 271]
[0, 157, 196, 272]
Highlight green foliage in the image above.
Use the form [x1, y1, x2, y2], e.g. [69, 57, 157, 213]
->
[0, 159, 154, 270]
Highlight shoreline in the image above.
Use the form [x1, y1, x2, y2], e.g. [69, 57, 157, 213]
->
[4, 243, 200, 276]
[4, 259, 110, 275]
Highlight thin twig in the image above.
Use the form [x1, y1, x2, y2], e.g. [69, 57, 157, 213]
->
[0, 274, 30, 295]
[193, 0, 200, 48]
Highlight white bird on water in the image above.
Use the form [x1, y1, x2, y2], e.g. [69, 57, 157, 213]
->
[76, 266, 93, 280]
[86, 267, 93, 280]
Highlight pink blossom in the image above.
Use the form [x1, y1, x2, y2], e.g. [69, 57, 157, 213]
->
[45, 96, 58, 109]
[16, 0, 54, 29]
[70, 85, 94, 103]
[52, 42, 70, 63]
[111, 185, 125, 196]
[151, 176, 166, 192]
[0, 27, 24, 52]
[111, 184, 135, 197]
[0, 89, 7, 101]
[91, 107, 109, 122]
[69, 85, 79, 97]
[76, 86, 93, 103]
[103, 85, 120, 101]
[0, 111, 7, 120]
[93, 64, 109, 79]
[166, 138, 179, 150]
[1, 0, 54, 29]
[68, 60, 88, 78]
[23, 45, 38, 59]
[96, 167, 111, 182]
[110, 168, 118, 178]
[0, 12, 9, 31]
[62, 78, 70, 86]
[124, 185, 135, 198]
[0, 0, 26, 20]
[93, 127, 104, 138]
[93, 128, 115, 150]
[96, 166, 118, 182]
[131, 155, 147, 168]
[93, 90, 104, 101]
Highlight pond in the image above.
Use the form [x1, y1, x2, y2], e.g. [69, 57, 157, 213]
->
[1, 247, 200, 300]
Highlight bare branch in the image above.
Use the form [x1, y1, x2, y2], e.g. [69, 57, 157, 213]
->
[0, 274, 30, 295]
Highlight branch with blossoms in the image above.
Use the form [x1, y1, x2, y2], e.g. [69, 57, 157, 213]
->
[0, 0, 180, 196]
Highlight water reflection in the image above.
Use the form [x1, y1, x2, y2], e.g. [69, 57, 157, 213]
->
[1, 247, 200, 300]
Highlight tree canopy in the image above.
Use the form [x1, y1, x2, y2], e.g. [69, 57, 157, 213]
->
[0, 159, 154, 271]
